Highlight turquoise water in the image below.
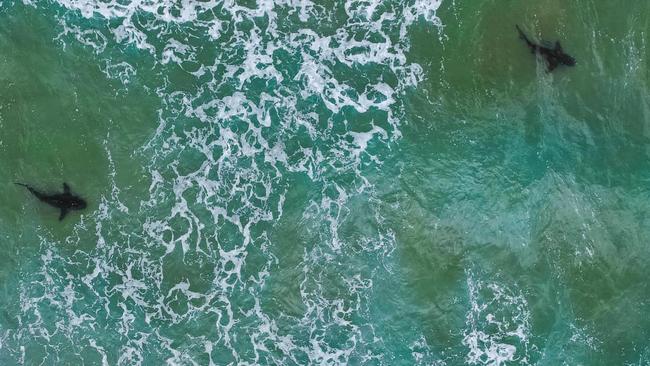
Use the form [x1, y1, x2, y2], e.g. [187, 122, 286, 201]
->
[1, 0, 650, 364]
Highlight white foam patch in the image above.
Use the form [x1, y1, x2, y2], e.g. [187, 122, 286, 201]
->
[462, 270, 537, 365]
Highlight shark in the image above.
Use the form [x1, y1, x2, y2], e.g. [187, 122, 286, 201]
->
[16, 182, 87, 221]
[516, 25, 576, 72]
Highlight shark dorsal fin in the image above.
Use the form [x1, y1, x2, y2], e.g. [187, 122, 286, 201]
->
[555, 41, 563, 51]
[63, 183, 70, 194]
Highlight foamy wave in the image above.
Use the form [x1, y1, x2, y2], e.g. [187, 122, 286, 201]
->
[11, 0, 445, 363]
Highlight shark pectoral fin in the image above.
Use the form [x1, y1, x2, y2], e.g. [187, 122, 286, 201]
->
[59, 208, 68, 221]
[555, 41, 562, 51]
[547, 60, 558, 72]
[63, 183, 71, 193]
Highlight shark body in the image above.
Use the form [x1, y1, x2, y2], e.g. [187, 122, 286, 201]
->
[16, 182, 87, 221]
[516, 25, 576, 72]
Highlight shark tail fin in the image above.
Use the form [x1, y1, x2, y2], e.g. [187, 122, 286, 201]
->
[516, 25, 523, 35]
[516, 25, 534, 48]
[15, 182, 32, 193]
[15, 182, 43, 199]
[516, 25, 526, 39]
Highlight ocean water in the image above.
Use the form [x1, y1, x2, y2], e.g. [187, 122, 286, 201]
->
[0, 0, 649, 364]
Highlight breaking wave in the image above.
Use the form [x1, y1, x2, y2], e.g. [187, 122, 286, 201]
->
[3, 0, 460, 364]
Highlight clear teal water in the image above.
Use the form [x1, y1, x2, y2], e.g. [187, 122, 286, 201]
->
[1, 0, 650, 364]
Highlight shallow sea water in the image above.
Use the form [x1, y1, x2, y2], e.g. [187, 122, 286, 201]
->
[0, 0, 649, 364]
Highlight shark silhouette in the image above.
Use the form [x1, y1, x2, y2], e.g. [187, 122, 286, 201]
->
[16, 182, 87, 221]
[516, 25, 576, 72]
